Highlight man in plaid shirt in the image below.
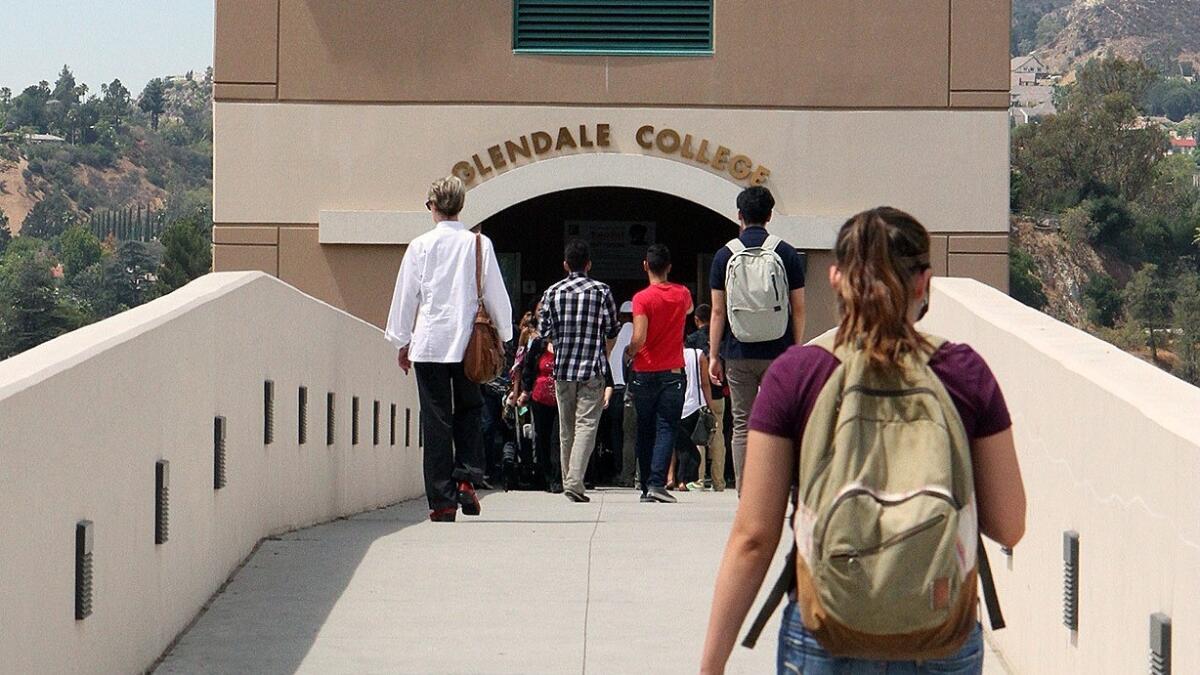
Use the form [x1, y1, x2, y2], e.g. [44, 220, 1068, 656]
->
[539, 239, 620, 502]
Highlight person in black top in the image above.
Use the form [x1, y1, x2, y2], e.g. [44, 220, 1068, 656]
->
[685, 303, 727, 491]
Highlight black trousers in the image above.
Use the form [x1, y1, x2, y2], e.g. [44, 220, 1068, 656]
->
[531, 400, 562, 490]
[414, 361, 484, 510]
[674, 411, 701, 485]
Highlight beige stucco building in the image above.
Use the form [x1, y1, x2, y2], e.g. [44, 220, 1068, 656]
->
[212, 1, 1012, 336]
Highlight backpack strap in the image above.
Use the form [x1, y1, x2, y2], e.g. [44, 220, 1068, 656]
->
[978, 536, 1006, 630]
[761, 234, 783, 252]
[726, 238, 746, 255]
[742, 546, 796, 648]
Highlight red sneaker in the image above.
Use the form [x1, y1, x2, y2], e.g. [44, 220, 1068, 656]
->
[457, 481, 481, 516]
[429, 507, 457, 522]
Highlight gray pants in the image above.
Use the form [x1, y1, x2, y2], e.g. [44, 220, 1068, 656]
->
[725, 358, 773, 494]
[556, 375, 606, 495]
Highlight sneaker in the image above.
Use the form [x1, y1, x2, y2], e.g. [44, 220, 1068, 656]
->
[429, 507, 457, 522]
[549, 483, 564, 494]
[647, 486, 677, 503]
[457, 481, 481, 516]
[564, 489, 591, 503]
[639, 492, 655, 503]
[685, 480, 707, 491]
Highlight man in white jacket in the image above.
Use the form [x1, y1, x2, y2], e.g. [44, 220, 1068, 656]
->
[386, 176, 513, 522]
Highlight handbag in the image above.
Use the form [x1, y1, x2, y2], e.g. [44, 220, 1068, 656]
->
[463, 232, 506, 384]
[688, 349, 717, 446]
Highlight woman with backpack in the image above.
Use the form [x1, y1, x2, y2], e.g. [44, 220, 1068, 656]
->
[700, 207, 1026, 674]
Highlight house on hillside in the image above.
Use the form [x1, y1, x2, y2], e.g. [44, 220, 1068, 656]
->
[1012, 55, 1050, 87]
[1168, 136, 1197, 156]
[23, 133, 66, 144]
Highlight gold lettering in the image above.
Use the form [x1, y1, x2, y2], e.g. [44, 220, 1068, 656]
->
[711, 146, 731, 171]
[680, 134, 695, 159]
[750, 165, 772, 186]
[596, 123, 611, 147]
[472, 153, 494, 177]
[452, 160, 477, 184]
[656, 128, 681, 154]
[636, 125, 655, 149]
[488, 144, 507, 169]
[729, 155, 753, 180]
[556, 126, 578, 150]
[531, 131, 553, 155]
[505, 137, 532, 164]
[694, 139, 711, 164]
[579, 124, 594, 148]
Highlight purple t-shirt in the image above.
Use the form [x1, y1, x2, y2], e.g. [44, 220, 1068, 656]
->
[750, 343, 1012, 442]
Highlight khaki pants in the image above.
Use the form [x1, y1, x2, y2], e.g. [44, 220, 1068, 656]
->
[556, 375, 606, 495]
[696, 396, 727, 490]
[725, 358, 773, 494]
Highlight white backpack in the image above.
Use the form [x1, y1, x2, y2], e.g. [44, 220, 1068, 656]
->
[724, 235, 789, 343]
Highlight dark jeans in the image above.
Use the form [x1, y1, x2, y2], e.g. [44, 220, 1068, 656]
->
[531, 400, 562, 490]
[414, 361, 484, 511]
[674, 411, 701, 485]
[480, 385, 506, 480]
[629, 370, 685, 491]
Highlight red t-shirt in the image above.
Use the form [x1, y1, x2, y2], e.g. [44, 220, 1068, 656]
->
[632, 282, 692, 372]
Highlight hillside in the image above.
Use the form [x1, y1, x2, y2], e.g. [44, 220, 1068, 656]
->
[1014, 0, 1200, 72]
[0, 68, 212, 235]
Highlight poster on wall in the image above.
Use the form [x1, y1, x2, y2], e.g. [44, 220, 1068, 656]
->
[564, 221, 656, 280]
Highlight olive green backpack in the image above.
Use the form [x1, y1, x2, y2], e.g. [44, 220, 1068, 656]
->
[742, 332, 1004, 660]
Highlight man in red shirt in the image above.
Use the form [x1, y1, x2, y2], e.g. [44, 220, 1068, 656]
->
[624, 244, 693, 503]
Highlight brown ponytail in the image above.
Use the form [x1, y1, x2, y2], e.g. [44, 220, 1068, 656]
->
[833, 207, 933, 370]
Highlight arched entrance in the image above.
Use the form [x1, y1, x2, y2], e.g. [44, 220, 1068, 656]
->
[481, 186, 738, 317]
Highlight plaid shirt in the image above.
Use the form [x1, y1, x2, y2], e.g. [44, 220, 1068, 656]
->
[539, 272, 620, 382]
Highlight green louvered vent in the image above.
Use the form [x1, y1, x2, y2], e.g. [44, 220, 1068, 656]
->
[514, 0, 712, 55]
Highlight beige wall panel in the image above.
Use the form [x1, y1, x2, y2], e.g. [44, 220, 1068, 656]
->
[949, 91, 1009, 108]
[277, 228, 403, 328]
[929, 234, 949, 276]
[277, 0, 949, 107]
[213, 225, 279, 245]
[213, 83, 277, 101]
[950, 0, 1012, 92]
[215, 0, 278, 83]
[213, 243, 278, 275]
[802, 250, 839, 339]
[948, 252, 1008, 292]
[949, 234, 1008, 254]
[213, 103, 1010, 237]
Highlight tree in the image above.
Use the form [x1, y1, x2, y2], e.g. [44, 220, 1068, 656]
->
[1173, 273, 1200, 383]
[138, 78, 166, 131]
[1010, 247, 1048, 310]
[1123, 263, 1174, 363]
[0, 248, 86, 359]
[100, 78, 131, 125]
[156, 215, 211, 293]
[22, 192, 75, 240]
[58, 225, 102, 280]
[0, 207, 10, 254]
[51, 65, 81, 106]
[4, 82, 52, 132]
[1083, 275, 1122, 327]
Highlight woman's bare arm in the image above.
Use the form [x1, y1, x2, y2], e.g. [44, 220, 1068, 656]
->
[701, 431, 795, 674]
[971, 427, 1026, 548]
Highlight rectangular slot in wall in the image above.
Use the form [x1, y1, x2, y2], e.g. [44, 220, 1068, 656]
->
[373, 400, 380, 445]
[263, 379, 275, 445]
[298, 386, 308, 445]
[214, 416, 227, 489]
[1151, 612, 1171, 675]
[1063, 530, 1079, 631]
[75, 520, 94, 620]
[352, 396, 360, 445]
[390, 403, 397, 446]
[405, 408, 411, 447]
[326, 392, 336, 446]
[155, 460, 170, 545]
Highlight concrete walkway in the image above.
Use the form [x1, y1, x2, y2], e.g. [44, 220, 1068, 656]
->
[156, 489, 1009, 674]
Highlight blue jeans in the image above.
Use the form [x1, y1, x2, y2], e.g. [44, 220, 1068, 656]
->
[629, 370, 685, 491]
[777, 601, 984, 674]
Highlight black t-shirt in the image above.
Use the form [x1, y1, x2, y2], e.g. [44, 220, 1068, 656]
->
[685, 326, 724, 400]
[709, 226, 806, 360]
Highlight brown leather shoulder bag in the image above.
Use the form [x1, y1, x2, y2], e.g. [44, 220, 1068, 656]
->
[463, 233, 505, 383]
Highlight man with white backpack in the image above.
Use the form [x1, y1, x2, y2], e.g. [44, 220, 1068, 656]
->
[708, 186, 807, 494]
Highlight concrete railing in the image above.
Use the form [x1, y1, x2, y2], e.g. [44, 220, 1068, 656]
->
[921, 278, 1199, 674]
[0, 272, 422, 674]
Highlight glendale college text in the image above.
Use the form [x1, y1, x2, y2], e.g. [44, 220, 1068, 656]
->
[451, 123, 771, 187]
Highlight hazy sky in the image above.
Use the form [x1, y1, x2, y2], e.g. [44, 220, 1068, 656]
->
[1, 1, 214, 96]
